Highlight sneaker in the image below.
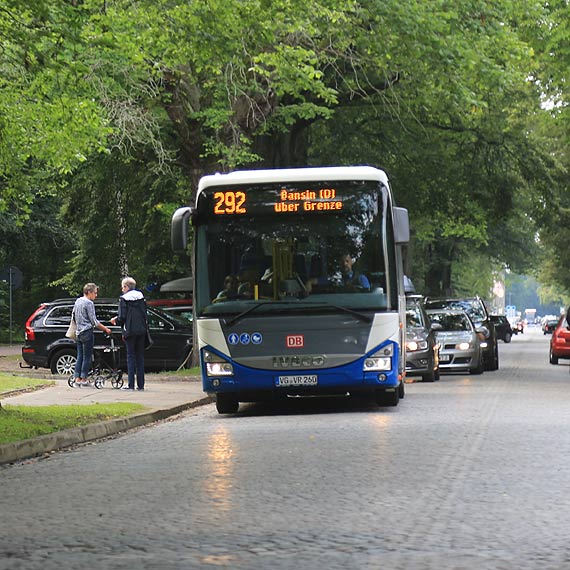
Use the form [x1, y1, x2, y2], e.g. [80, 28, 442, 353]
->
[77, 380, 90, 387]
[136, 387, 144, 391]
[122, 386, 134, 390]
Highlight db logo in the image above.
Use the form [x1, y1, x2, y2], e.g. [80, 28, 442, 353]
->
[286, 335, 304, 348]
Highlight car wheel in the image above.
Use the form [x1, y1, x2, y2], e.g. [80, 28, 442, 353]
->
[50, 349, 77, 375]
[484, 343, 499, 371]
[549, 350, 559, 365]
[216, 393, 239, 414]
[504, 332, 512, 343]
[470, 350, 485, 374]
[491, 344, 499, 370]
[422, 369, 436, 382]
[376, 388, 399, 407]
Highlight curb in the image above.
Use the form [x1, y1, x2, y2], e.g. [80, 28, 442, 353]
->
[0, 395, 214, 466]
[0, 383, 56, 399]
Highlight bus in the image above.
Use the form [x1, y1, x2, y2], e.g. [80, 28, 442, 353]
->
[171, 166, 410, 413]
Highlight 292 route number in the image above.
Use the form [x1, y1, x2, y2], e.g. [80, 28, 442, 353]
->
[213, 191, 247, 215]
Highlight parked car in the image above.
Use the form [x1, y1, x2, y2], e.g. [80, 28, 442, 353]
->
[550, 315, 570, 364]
[424, 296, 499, 371]
[147, 299, 193, 324]
[22, 298, 193, 375]
[490, 315, 512, 343]
[426, 309, 485, 374]
[405, 296, 441, 382]
[510, 319, 525, 335]
[543, 318, 558, 335]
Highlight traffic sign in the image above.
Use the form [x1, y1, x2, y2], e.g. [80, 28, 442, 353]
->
[0, 266, 23, 290]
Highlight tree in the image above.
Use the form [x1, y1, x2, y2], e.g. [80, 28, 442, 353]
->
[2, 0, 569, 301]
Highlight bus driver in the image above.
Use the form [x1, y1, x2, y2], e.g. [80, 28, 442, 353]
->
[307, 252, 370, 292]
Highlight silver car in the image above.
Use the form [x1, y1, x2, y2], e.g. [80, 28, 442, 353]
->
[426, 309, 484, 374]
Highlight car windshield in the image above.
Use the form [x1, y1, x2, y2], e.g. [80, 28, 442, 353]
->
[427, 299, 486, 322]
[406, 304, 425, 329]
[428, 311, 472, 331]
[194, 179, 398, 317]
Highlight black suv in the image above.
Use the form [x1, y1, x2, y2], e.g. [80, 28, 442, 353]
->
[490, 315, 512, 343]
[424, 296, 499, 371]
[22, 298, 193, 375]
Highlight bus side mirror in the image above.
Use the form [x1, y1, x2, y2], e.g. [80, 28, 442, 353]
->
[394, 207, 410, 245]
[171, 207, 193, 253]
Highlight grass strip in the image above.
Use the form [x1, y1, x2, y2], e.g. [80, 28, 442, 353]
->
[0, 403, 146, 445]
[0, 374, 52, 393]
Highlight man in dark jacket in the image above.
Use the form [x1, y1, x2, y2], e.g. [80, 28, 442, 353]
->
[111, 277, 148, 390]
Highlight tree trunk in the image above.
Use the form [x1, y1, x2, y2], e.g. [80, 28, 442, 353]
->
[115, 182, 129, 278]
[252, 121, 310, 168]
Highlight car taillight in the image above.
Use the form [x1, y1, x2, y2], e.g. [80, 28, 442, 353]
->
[24, 305, 46, 342]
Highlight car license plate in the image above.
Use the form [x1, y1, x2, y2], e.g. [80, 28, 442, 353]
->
[277, 375, 318, 387]
[439, 354, 450, 362]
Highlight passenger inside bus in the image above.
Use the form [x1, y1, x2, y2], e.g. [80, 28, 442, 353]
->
[236, 254, 271, 299]
[212, 275, 238, 303]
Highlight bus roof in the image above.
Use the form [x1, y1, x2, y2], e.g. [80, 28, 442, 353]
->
[197, 166, 389, 192]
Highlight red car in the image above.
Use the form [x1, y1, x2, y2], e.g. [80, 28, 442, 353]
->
[549, 316, 570, 364]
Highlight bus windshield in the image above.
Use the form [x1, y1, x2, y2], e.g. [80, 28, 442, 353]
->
[194, 179, 397, 317]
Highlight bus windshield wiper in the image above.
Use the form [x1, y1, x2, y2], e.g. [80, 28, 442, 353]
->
[225, 301, 299, 326]
[225, 300, 372, 326]
[302, 302, 372, 323]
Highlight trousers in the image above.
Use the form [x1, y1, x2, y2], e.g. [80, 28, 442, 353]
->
[124, 334, 145, 389]
[75, 329, 94, 379]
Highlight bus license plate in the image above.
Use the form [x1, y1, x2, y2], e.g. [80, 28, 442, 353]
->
[277, 375, 318, 387]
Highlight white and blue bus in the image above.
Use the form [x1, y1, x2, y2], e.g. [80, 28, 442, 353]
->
[171, 166, 409, 413]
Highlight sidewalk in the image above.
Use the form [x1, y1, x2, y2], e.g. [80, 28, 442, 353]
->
[0, 347, 213, 465]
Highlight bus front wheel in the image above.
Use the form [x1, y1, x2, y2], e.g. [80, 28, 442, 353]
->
[376, 388, 399, 407]
[216, 393, 239, 414]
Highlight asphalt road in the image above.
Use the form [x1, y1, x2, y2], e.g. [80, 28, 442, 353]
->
[1, 327, 570, 570]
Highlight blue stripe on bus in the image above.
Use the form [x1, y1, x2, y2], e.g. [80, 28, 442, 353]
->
[201, 341, 400, 393]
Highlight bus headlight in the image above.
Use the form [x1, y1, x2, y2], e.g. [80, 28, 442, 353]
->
[364, 345, 393, 372]
[204, 350, 234, 377]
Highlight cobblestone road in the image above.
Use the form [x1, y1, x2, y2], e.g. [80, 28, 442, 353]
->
[2, 328, 570, 569]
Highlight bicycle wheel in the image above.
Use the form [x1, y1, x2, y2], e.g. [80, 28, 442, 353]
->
[67, 377, 75, 388]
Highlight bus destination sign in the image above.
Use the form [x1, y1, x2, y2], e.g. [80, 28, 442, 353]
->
[212, 187, 343, 215]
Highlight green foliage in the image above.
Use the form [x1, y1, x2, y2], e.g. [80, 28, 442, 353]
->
[506, 273, 566, 316]
[451, 253, 495, 299]
[1, 0, 570, 302]
[54, 152, 191, 295]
